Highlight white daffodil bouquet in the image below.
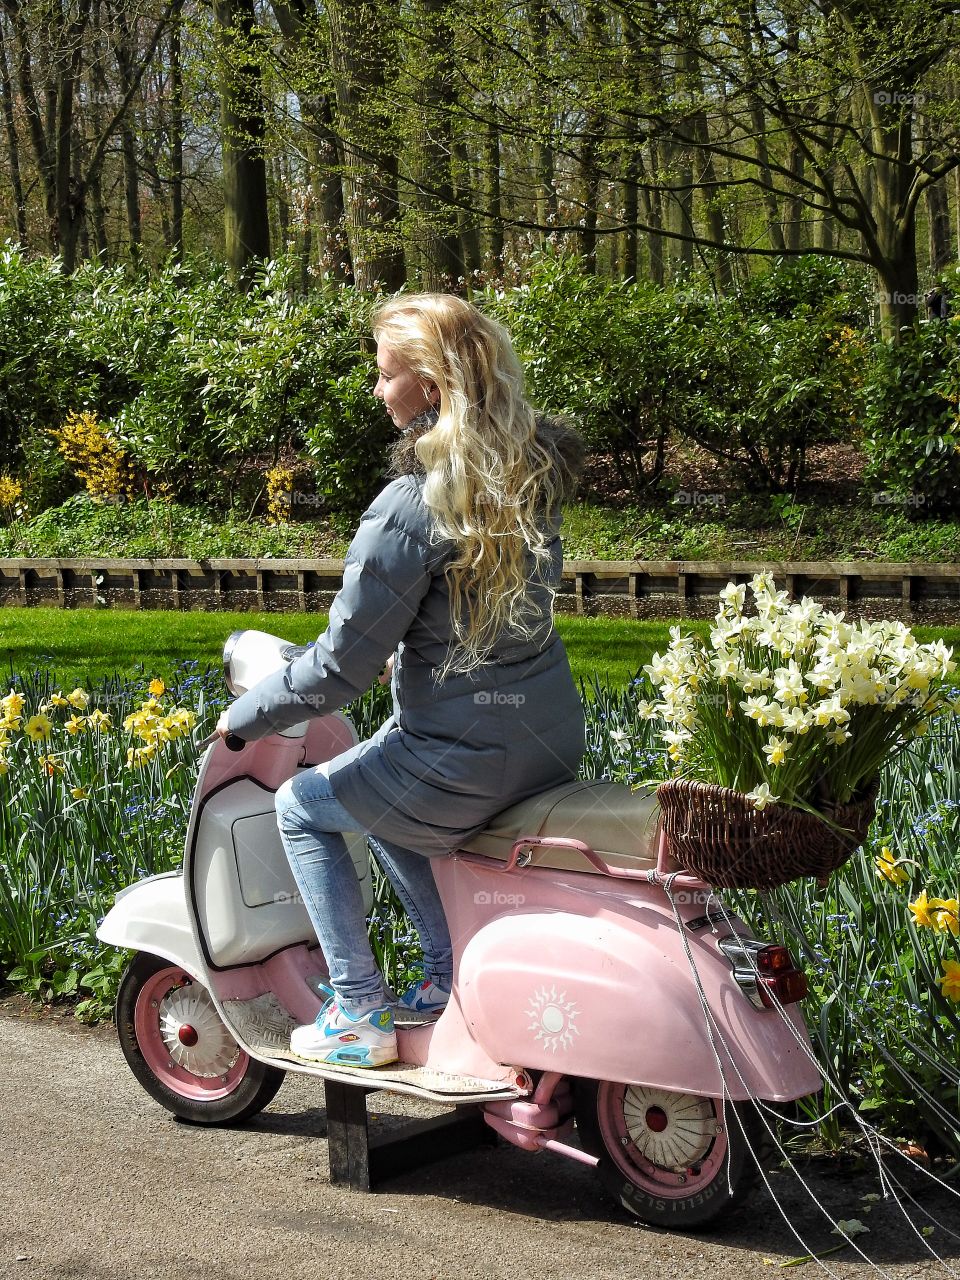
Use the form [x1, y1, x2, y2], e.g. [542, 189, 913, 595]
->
[643, 573, 957, 818]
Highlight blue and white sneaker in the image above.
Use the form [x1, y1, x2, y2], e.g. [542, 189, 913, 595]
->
[290, 989, 398, 1067]
[393, 978, 450, 1021]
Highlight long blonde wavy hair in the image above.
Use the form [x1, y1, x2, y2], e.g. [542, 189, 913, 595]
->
[372, 293, 565, 674]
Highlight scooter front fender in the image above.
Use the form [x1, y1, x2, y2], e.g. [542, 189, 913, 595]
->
[96, 873, 205, 981]
[458, 909, 821, 1102]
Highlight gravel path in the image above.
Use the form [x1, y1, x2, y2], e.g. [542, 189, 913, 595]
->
[1, 1007, 957, 1280]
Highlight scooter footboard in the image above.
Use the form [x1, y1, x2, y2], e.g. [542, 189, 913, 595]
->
[458, 911, 822, 1102]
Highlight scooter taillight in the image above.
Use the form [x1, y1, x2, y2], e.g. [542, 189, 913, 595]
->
[754, 945, 808, 1007]
[717, 936, 808, 1008]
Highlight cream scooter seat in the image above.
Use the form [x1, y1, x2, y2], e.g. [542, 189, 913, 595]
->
[459, 779, 661, 875]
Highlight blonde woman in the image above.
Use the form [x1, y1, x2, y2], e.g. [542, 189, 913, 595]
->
[219, 293, 585, 1066]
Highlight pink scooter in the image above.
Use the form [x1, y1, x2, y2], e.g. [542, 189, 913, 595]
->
[98, 630, 822, 1228]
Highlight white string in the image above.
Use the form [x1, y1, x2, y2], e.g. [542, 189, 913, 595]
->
[654, 874, 958, 1277]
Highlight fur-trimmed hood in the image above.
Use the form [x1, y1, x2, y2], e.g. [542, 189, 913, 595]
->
[387, 410, 585, 505]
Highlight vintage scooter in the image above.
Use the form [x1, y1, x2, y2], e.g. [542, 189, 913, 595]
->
[98, 630, 822, 1228]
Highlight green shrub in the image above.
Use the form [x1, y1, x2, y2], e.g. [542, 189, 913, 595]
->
[678, 305, 867, 494]
[0, 247, 82, 473]
[862, 319, 960, 516]
[485, 249, 694, 492]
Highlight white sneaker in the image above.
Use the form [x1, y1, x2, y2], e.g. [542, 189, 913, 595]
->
[290, 991, 398, 1068]
[393, 978, 450, 1021]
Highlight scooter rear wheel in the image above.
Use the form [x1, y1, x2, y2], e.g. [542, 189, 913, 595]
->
[117, 952, 285, 1125]
[575, 1080, 761, 1228]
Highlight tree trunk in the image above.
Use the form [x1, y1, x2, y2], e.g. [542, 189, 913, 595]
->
[452, 132, 483, 282]
[213, 0, 271, 284]
[413, 0, 462, 290]
[0, 18, 26, 241]
[310, 92, 352, 282]
[482, 113, 504, 269]
[170, 0, 184, 262]
[326, 0, 404, 291]
[55, 0, 93, 273]
[527, 0, 557, 229]
[926, 177, 952, 274]
[111, 3, 142, 263]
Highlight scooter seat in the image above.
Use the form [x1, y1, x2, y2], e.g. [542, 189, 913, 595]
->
[459, 779, 660, 875]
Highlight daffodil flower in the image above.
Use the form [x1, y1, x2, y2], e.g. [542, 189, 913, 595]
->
[909, 890, 937, 929]
[66, 688, 89, 709]
[24, 713, 53, 742]
[747, 783, 779, 810]
[148, 678, 166, 698]
[931, 898, 959, 936]
[874, 847, 909, 887]
[938, 960, 960, 1003]
[762, 735, 790, 767]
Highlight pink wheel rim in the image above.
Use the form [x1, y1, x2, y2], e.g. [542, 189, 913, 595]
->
[597, 1083, 730, 1199]
[134, 967, 249, 1101]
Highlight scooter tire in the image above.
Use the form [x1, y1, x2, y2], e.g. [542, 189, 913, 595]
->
[574, 1079, 763, 1229]
[116, 952, 285, 1126]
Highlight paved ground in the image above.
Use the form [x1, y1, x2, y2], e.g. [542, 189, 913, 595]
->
[1, 1005, 957, 1280]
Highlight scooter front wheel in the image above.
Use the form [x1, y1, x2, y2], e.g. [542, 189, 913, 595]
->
[575, 1080, 761, 1228]
[116, 952, 285, 1125]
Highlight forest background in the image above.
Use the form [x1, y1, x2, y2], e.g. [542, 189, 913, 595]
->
[1, 0, 960, 551]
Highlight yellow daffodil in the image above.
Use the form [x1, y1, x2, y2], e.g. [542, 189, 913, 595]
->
[40, 754, 64, 776]
[66, 688, 89, 709]
[85, 709, 112, 731]
[148, 678, 166, 698]
[48, 692, 70, 708]
[939, 960, 960, 1003]
[24, 713, 53, 742]
[64, 715, 85, 736]
[908, 890, 936, 929]
[70, 786, 89, 800]
[875, 847, 909, 887]
[931, 897, 959, 936]
[0, 754, 8, 776]
[126, 742, 158, 770]
[1, 690, 25, 719]
[762, 735, 790, 767]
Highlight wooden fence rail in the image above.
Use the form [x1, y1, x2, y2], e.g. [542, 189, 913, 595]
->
[1, 557, 958, 620]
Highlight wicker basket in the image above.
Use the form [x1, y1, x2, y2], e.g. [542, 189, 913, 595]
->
[656, 778, 878, 890]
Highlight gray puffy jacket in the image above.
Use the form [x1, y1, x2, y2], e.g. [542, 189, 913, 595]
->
[227, 422, 586, 855]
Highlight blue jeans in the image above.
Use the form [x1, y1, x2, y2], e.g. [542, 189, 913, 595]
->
[275, 767, 453, 1014]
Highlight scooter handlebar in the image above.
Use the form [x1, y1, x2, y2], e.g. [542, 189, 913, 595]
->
[224, 732, 246, 752]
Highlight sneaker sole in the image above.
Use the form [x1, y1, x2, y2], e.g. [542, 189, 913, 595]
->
[291, 1044, 399, 1068]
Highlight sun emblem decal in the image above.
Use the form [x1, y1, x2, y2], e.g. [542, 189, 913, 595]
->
[526, 985, 580, 1053]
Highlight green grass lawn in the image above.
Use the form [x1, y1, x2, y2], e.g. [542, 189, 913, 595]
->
[1, 606, 958, 692]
